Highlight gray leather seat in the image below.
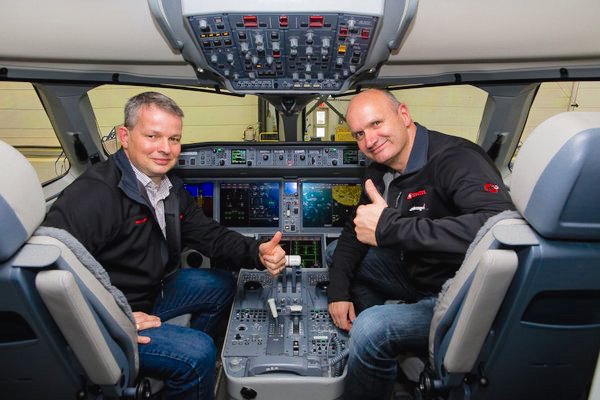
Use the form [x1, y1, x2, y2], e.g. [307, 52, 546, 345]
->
[423, 112, 600, 400]
[0, 140, 141, 399]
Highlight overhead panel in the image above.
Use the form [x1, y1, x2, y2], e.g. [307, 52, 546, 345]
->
[149, 0, 417, 94]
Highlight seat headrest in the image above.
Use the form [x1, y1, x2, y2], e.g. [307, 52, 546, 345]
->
[0, 140, 46, 261]
[511, 112, 600, 240]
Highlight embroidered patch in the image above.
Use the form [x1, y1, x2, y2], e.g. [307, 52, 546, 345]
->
[409, 203, 427, 212]
[484, 183, 499, 193]
[135, 217, 148, 225]
[406, 189, 427, 200]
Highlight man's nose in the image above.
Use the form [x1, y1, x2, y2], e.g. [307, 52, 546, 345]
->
[364, 129, 377, 149]
[157, 137, 170, 153]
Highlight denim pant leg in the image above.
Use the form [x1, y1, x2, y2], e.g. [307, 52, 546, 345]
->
[138, 268, 235, 400]
[152, 268, 235, 334]
[343, 298, 436, 400]
[325, 240, 424, 312]
[138, 324, 216, 400]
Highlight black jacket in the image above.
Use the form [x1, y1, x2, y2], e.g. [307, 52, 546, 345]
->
[327, 125, 515, 302]
[44, 149, 261, 312]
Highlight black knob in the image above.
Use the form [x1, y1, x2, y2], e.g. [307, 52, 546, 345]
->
[247, 160, 252, 166]
[359, 160, 366, 166]
[279, 155, 284, 160]
[240, 387, 258, 399]
[263, 154, 269, 160]
[332, 159, 338, 166]
[300, 154, 305, 161]
[219, 159, 225, 166]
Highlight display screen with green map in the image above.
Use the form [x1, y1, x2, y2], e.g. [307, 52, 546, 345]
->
[301, 182, 361, 228]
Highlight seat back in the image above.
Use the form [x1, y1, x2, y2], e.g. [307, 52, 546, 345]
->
[0, 140, 138, 399]
[426, 112, 600, 399]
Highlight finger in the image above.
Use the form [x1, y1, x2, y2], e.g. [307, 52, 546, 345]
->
[137, 335, 151, 344]
[364, 179, 385, 205]
[349, 303, 357, 323]
[260, 231, 283, 254]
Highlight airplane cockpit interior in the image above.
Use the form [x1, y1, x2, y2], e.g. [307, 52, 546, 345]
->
[1, 1, 599, 399]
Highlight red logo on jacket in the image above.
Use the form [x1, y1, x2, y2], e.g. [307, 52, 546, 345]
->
[406, 190, 427, 200]
[484, 183, 499, 193]
[134, 217, 148, 225]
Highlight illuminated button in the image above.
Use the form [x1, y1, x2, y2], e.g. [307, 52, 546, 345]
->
[322, 37, 331, 48]
[290, 37, 298, 49]
[337, 44, 346, 54]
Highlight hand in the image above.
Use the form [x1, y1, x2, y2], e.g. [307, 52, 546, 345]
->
[354, 179, 388, 246]
[258, 231, 286, 276]
[328, 301, 356, 332]
[132, 311, 161, 344]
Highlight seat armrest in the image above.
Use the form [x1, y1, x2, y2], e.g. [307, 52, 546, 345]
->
[36, 270, 122, 385]
[443, 249, 518, 373]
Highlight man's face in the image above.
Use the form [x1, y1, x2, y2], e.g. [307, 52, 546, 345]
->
[346, 91, 414, 170]
[118, 105, 182, 184]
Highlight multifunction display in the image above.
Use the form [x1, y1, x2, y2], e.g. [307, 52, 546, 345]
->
[302, 182, 361, 228]
[220, 182, 280, 227]
[184, 182, 214, 218]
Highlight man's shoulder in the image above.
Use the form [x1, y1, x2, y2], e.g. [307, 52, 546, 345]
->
[427, 129, 488, 163]
[71, 158, 121, 192]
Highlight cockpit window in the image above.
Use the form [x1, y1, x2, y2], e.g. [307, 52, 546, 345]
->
[0, 82, 69, 184]
[305, 85, 488, 143]
[511, 81, 600, 169]
[88, 85, 259, 148]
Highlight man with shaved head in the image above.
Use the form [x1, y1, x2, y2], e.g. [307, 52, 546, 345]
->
[326, 89, 514, 399]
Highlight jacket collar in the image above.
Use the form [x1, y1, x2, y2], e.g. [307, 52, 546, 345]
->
[404, 123, 429, 174]
[114, 149, 183, 205]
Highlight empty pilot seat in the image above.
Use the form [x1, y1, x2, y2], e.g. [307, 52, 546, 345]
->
[0, 139, 148, 399]
[422, 112, 600, 400]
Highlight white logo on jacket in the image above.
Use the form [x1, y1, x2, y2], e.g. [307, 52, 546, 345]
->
[409, 203, 427, 212]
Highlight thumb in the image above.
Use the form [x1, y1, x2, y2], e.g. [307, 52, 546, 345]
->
[365, 179, 386, 205]
[261, 231, 282, 253]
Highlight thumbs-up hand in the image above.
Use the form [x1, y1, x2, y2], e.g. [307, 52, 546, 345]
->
[354, 179, 388, 246]
[258, 231, 287, 276]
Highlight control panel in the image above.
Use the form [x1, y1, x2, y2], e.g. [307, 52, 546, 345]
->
[222, 266, 348, 398]
[177, 143, 368, 170]
[186, 13, 377, 93]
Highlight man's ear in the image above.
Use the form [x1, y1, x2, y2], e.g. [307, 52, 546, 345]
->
[116, 125, 129, 150]
[397, 103, 413, 127]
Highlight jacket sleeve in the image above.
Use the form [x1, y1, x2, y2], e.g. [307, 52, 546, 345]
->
[179, 187, 262, 269]
[327, 181, 370, 303]
[375, 147, 514, 254]
[43, 178, 120, 254]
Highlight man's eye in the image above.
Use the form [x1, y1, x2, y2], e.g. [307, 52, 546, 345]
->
[373, 121, 381, 127]
[352, 131, 364, 140]
[170, 137, 181, 143]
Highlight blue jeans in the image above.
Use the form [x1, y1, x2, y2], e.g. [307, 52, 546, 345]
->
[137, 268, 235, 400]
[326, 241, 435, 400]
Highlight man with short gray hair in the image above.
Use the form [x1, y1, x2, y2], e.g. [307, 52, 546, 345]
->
[45, 91, 286, 399]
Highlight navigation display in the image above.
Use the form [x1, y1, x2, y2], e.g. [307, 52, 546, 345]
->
[184, 182, 214, 218]
[220, 182, 280, 227]
[302, 182, 361, 228]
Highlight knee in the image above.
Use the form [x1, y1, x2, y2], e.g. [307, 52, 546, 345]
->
[350, 307, 390, 358]
[178, 332, 216, 379]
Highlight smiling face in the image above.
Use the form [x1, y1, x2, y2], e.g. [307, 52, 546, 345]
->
[346, 90, 416, 172]
[117, 104, 182, 185]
